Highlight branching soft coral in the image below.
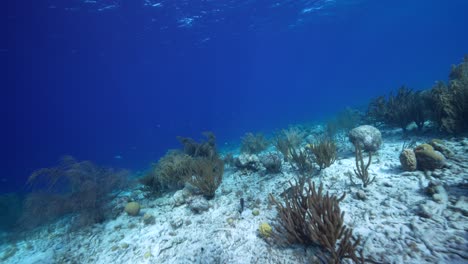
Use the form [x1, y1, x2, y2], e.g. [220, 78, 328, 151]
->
[188, 156, 224, 199]
[367, 86, 431, 132]
[385, 86, 416, 132]
[141, 150, 193, 192]
[141, 132, 225, 198]
[430, 55, 468, 133]
[22, 156, 128, 229]
[269, 179, 363, 263]
[241, 132, 269, 154]
[307, 138, 337, 170]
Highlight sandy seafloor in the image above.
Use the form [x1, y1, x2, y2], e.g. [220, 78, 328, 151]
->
[1, 125, 467, 264]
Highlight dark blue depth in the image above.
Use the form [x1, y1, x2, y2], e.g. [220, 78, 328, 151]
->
[3, 0, 468, 193]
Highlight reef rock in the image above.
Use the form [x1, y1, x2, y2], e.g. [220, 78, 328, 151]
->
[428, 139, 453, 158]
[188, 196, 210, 214]
[173, 188, 193, 207]
[234, 154, 262, 171]
[259, 154, 282, 174]
[143, 213, 155, 225]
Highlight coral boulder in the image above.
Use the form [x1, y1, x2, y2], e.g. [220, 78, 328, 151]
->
[349, 125, 382, 152]
[124, 202, 141, 216]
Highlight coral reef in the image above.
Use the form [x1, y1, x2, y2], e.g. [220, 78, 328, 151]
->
[6, 122, 467, 264]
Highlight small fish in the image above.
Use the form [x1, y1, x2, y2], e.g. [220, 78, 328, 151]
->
[239, 198, 244, 214]
[114, 155, 123, 160]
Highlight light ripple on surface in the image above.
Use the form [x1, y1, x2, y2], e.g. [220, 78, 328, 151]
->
[45, 0, 364, 45]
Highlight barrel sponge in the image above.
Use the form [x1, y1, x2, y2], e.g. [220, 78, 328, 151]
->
[399, 149, 417, 171]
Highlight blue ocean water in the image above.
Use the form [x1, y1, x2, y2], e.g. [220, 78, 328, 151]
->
[3, 0, 468, 195]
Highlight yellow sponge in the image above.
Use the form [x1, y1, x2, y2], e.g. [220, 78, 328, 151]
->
[258, 222, 272, 238]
